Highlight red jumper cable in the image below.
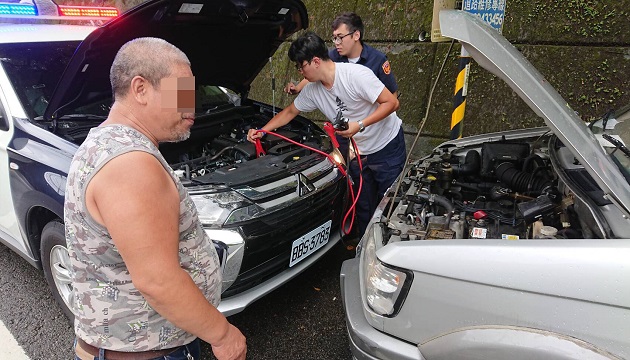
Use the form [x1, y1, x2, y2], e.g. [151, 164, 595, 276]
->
[253, 124, 363, 236]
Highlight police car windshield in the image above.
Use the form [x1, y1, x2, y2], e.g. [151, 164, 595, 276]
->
[0, 41, 80, 119]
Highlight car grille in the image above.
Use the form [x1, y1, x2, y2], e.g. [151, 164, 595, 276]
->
[222, 160, 346, 297]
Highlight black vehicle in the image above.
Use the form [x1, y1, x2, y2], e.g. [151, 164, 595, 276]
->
[0, 0, 346, 320]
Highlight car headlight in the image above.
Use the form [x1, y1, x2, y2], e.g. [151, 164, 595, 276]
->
[330, 148, 346, 167]
[190, 190, 263, 226]
[360, 223, 412, 317]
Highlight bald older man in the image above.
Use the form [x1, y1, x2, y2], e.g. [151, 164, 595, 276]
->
[65, 37, 246, 360]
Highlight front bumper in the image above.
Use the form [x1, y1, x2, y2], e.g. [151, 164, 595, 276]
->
[218, 230, 340, 316]
[340, 257, 425, 360]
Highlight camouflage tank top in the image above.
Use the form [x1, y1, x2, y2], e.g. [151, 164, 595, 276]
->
[64, 124, 222, 351]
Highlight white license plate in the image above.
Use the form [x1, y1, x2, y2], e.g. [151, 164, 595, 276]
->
[289, 220, 332, 267]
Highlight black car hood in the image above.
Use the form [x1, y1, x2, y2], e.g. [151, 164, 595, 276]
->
[44, 0, 307, 120]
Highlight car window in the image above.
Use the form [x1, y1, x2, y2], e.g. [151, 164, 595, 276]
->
[0, 41, 80, 119]
[197, 85, 232, 112]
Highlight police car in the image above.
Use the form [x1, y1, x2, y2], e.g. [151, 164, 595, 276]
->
[0, 0, 347, 320]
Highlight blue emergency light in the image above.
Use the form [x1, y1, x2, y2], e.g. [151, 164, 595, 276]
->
[0, 3, 38, 15]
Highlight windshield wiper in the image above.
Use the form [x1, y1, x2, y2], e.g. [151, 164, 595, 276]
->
[588, 109, 614, 131]
[602, 133, 630, 158]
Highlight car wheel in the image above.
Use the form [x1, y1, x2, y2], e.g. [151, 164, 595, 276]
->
[41, 220, 75, 321]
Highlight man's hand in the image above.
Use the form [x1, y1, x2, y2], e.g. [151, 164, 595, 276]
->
[247, 128, 264, 143]
[247, 129, 265, 144]
[284, 81, 299, 95]
[336, 121, 361, 138]
[211, 324, 247, 360]
[284, 79, 308, 95]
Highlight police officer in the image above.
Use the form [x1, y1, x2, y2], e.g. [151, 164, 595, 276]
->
[284, 12, 398, 96]
[285, 12, 398, 97]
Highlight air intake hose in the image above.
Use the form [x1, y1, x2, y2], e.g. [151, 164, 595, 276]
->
[495, 162, 552, 193]
[452, 150, 481, 176]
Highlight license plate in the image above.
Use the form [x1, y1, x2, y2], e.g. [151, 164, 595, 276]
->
[289, 220, 332, 267]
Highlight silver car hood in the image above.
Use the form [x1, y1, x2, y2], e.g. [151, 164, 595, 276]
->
[440, 10, 630, 214]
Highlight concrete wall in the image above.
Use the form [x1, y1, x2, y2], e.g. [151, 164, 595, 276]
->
[104, 0, 629, 156]
[246, 0, 630, 157]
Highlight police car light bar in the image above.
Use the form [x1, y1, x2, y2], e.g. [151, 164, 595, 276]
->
[0, 1, 118, 20]
[0, 3, 38, 16]
[58, 5, 119, 18]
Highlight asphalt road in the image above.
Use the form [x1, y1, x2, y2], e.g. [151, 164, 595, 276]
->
[0, 240, 355, 360]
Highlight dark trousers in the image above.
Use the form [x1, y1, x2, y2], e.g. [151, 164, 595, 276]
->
[348, 127, 406, 237]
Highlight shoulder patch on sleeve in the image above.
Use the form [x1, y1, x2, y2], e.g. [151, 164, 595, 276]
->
[382, 60, 391, 75]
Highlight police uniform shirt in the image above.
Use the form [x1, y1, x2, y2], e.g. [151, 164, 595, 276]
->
[329, 43, 398, 94]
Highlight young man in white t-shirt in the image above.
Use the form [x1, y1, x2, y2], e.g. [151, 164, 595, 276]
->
[247, 31, 406, 237]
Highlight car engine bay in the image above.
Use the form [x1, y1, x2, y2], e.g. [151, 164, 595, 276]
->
[162, 105, 332, 187]
[54, 103, 333, 187]
[386, 132, 613, 242]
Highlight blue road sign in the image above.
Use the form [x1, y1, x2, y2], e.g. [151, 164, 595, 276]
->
[463, 0, 506, 33]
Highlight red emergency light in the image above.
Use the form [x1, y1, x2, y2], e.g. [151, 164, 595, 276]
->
[58, 5, 119, 18]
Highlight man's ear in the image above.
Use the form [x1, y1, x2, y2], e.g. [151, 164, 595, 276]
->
[129, 76, 148, 104]
[353, 31, 361, 41]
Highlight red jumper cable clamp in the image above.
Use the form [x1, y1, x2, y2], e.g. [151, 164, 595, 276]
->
[254, 137, 266, 157]
[323, 122, 339, 149]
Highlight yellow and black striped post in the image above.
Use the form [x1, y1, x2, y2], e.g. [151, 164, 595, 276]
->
[450, 50, 472, 139]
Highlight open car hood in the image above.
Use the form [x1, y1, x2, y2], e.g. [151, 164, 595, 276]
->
[439, 10, 630, 214]
[44, 0, 307, 120]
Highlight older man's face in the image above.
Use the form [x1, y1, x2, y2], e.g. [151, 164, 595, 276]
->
[157, 65, 195, 142]
[161, 76, 195, 113]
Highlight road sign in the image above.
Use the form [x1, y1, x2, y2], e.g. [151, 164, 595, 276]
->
[463, 0, 506, 33]
[431, 0, 457, 42]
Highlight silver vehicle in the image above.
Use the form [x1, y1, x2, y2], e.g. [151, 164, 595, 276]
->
[340, 10, 630, 360]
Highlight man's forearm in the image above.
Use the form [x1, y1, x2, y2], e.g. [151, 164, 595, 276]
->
[296, 78, 308, 92]
[363, 100, 398, 127]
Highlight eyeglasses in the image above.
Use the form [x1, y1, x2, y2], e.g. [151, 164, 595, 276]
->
[331, 31, 355, 44]
[295, 60, 311, 72]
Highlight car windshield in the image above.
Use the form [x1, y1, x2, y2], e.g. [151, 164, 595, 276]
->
[590, 104, 630, 183]
[0, 41, 80, 119]
[0, 42, 233, 119]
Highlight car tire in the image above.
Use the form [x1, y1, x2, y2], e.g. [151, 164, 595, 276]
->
[41, 220, 75, 322]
